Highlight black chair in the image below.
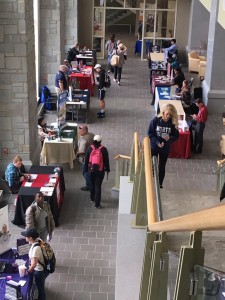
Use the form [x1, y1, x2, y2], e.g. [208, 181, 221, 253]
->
[0, 179, 16, 205]
[188, 77, 195, 89]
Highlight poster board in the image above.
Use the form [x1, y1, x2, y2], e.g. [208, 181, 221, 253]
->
[57, 91, 68, 128]
[0, 205, 11, 254]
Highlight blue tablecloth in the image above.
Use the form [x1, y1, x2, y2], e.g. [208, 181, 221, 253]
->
[156, 87, 171, 100]
[0, 249, 33, 300]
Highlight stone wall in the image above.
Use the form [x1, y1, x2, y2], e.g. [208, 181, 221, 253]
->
[0, 0, 37, 169]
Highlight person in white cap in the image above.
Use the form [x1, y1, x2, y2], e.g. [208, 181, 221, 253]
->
[94, 64, 107, 118]
[84, 135, 110, 208]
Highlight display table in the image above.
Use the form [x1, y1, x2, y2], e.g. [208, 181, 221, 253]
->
[149, 61, 167, 85]
[151, 75, 172, 106]
[70, 69, 94, 96]
[41, 138, 75, 169]
[0, 249, 34, 300]
[66, 90, 90, 123]
[12, 171, 64, 227]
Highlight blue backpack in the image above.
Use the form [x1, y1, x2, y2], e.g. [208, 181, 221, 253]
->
[41, 86, 51, 110]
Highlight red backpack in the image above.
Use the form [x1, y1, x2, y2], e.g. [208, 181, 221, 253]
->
[89, 145, 104, 172]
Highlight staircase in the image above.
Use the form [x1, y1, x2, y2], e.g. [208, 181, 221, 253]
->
[106, 10, 135, 27]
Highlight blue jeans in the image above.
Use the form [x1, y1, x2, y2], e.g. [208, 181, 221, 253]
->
[34, 270, 49, 300]
[82, 164, 90, 187]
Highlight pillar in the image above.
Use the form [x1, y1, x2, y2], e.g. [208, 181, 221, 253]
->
[0, 0, 38, 169]
[202, 0, 225, 113]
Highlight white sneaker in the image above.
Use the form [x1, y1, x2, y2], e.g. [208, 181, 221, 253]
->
[113, 79, 116, 82]
[118, 81, 120, 85]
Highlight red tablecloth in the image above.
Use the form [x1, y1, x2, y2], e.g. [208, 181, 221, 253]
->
[169, 130, 191, 159]
[70, 70, 94, 96]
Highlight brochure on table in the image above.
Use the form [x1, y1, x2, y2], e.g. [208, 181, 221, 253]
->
[0, 205, 11, 255]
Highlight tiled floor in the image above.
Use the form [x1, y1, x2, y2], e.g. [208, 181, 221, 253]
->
[7, 30, 225, 299]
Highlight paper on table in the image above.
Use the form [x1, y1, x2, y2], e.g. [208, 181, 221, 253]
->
[43, 191, 53, 196]
[49, 178, 57, 183]
[24, 182, 32, 187]
[40, 187, 54, 192]
[19, 280, 26, 287]
[30, 174, 38, 179]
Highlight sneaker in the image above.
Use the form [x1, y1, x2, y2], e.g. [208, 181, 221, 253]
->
[97, 112, 105, 119]
[160, 185, 163, 189]
[113, 78, 117, 82]
[118, 81, 120, 85]
[107, 70, 111, 73]
[90, 198, 95, 202]
[81, 186, 90, 191]
[95, 204, 103, 209]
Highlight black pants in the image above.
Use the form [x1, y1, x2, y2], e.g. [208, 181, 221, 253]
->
[189, 121, 205, 152]
[90, 171, 105, 207]
[152, 150, 168, 186]
[114, 66, 122, 82]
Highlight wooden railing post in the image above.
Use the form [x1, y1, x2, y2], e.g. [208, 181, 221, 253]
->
[173, 231, 205, 300]
[130, 158, 141, 214]
[139, 229, 157, 300]
[148, 232, 168, 300]
[129, 132, 138, 182]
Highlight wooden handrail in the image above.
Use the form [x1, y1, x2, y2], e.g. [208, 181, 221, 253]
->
[114, 154, 131, 160]
[217, 158, 225, 166]
[134, 132, 139, 172]
[144, 137, 157, 224]
[148, 203, 225, 232]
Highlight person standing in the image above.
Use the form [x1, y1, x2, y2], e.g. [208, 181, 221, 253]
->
[148, 104, 179, 188]
[164, 38, 178, 62]
[190, 98, 208, 154]
[55, 65, 68, 95]
[112, 43, 127, 86]
[94, 64, 107, 119]
[25, 192, 55, 242]
[21, 228, 48, 300]
[84, 135, 110, 209]
[5, 155, 26, 194]
[77, 125, 94, 191]
[105, 34, 116, 73]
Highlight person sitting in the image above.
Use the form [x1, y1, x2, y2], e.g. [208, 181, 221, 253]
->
[67, 42, 80, 63]
[77, 125, 94, 191]
[176, 80, 191, 107]
[25, 192, 55, 242]
[171, 67, 185, 93]
[38, 117, 55, 148]
[5, 155, 26, 194]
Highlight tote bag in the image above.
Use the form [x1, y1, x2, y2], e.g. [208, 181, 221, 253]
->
[110, 54, 120, 66]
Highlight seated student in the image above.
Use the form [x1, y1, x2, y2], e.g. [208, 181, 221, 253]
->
[38, 117, 55, 148]
[5, 155, 26, 194]
[176, 80, 191, 107]
[171, 67, 185, 93]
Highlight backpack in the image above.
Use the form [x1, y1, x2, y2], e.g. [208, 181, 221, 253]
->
[89, 145, 104, 172]
[34, 239, 56, 273]
[41, 86, 52, 110]
[104, 72, 111, 88]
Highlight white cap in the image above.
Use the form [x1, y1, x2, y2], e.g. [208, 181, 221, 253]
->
[93, 135, 102, 142]
[94, 64, 101, 69]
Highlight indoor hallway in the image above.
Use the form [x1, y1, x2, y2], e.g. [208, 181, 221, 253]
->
[8, 32, 225, 299]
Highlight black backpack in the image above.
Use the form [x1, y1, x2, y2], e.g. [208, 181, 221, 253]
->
[104, 72, 111, 88]
[34, 239, 56, 274]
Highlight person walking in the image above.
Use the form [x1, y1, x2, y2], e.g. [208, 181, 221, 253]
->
[189, 98, 208, 154]
[77, 125, 94, 191]
[21, 228, 48, 300]
[105, 34, 116, 73]
[112, 43, 127, 86]
[25, 192, 55, 242]
[84, 135, 110, 209]
[94, 64, 107, 118]
[148, 103, 179, 188]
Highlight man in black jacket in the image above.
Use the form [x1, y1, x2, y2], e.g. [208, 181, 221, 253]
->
[84, 135, 110, 208]
[94, 64, 107, 118]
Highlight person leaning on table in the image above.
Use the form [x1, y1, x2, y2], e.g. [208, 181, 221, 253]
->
[25, 192, 55, 242]
[5, 155, 26, 194]
[21, 228, 49, 300]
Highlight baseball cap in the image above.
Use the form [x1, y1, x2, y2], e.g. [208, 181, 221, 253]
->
[21, 228, 39, 239]
[93, 135, 102, 142]
[94, 64, 101, 69]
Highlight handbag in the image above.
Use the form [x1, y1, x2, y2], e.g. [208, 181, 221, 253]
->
[110, 53, 120, 66]
[17, 238, 30, 256]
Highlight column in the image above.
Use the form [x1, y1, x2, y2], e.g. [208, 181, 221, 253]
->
[202, 0, 225, 113]
[0, 0, 38, 168]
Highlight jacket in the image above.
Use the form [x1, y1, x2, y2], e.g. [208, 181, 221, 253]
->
[25, 202, 55, 234]
[84, 144, 110, 173]
[97, 69, 106, 90]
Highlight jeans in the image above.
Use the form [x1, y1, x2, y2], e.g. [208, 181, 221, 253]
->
[82, 163, 90, 187]
[114, 66, 122, 81]
[34, 270, 49, 300]
[90, 171, 105, 207]
[152, 150, 169, 186]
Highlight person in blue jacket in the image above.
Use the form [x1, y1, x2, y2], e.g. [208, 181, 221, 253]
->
[148, 103, 179, 188]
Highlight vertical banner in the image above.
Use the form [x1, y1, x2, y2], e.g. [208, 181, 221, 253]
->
[57, 91, 68, 128]
[0, 205, 11, 254]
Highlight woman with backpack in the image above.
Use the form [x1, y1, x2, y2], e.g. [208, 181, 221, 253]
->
[84, 135, 110, 208]
[112, 43, 127, 86]
[21, 228, 49, 300]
